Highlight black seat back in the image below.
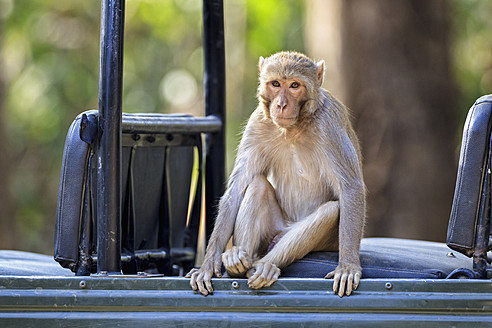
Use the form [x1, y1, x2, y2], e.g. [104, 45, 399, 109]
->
[447, 95, 492, 277]
[54, 111, 202, 275]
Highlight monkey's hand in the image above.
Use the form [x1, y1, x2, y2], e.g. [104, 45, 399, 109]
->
[222, 246, 253, 277]
[185, 253, 222, 296]
[246, 261, 280, 289]
[325, 263, 362, 297]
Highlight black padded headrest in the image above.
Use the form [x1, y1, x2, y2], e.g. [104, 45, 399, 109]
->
[447, 95, 492, 256]
[54, 111, 95, 270]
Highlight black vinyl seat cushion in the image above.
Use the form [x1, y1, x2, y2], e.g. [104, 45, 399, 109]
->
[283, 238, 472, 279]
[0, 238, 470, 279]
[0, 251, 73, 276]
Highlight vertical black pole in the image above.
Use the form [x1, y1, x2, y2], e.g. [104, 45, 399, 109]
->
[203, 0, 226, 241]
[97, 0, 125, 274]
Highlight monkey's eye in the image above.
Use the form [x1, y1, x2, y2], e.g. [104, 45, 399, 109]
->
[290, 82, 300, 88]
[271, 81, 280, 87]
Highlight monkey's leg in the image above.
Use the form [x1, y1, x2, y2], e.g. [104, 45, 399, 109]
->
[222, 175, 286, 277]
[247, 201, 339, 289]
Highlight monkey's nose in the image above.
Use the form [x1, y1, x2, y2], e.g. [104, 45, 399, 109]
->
[278, 103, 288, 111]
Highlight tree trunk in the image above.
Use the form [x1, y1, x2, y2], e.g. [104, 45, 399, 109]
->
[307, 0, 458, 242]
[342, 0, 458, 241]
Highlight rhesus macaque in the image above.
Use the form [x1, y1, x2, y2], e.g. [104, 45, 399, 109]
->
[186, 51, 366, 297]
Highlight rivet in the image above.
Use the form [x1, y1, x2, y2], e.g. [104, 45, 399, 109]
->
[232, 281, 239, 289]
[385, 282, 392, 290]
[79, 280, 87, 289]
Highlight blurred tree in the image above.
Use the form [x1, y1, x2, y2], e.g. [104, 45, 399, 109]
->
[309, 0, 458, 242]
[1, 1, 101, 252]
[343, 1, 458, 242]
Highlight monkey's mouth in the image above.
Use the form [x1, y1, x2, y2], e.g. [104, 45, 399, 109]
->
[272, 115, 297, 127]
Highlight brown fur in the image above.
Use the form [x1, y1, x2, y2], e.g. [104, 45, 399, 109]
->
[187, 51, 366, 297]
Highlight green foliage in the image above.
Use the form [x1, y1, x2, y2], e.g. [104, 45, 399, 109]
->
[452, 0, 492, 115]
[246, 0, 304, 57]
[0, 0, 307, 253]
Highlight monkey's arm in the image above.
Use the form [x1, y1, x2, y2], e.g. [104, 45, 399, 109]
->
[186, 120, 267, 295]
[186, 182, 242, 295]
[324, 128, 366, 297]
[325, 180, 365, 297]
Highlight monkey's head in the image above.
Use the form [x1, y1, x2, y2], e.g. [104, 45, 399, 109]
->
[257, 51, 325, 128]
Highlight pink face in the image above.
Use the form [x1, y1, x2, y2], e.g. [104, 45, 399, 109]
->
[267, 78, 306, 128]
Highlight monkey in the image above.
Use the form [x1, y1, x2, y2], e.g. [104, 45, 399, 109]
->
[186, 51, 366, 297]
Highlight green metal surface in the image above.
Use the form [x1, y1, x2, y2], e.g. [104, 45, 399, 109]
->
[0, 276, 491, 327]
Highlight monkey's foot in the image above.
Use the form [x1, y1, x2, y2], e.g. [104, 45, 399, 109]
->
[246, 261, 280, 289]
[325, 263, 362, 297]
[222, 246, 253, 277]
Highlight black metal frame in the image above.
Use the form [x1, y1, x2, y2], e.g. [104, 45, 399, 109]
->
[95, 0, 225, 274]
[472, 135, 492, 278]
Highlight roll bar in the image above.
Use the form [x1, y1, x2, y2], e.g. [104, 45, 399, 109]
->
[95, 0, 225, 274]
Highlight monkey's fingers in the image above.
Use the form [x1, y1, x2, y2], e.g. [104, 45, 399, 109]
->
[338, 273, 348, 297]
[247, 262, 263, 287]
[189, 271, 199, 291]
[331, 271, 341, 295]
[204, 274, 214, 295]
[196, 271, 214, 296]
[222, 250, 243, 276]
[222, 252, 235, 274]
[222, 246, 252, 276]
[232, 249, 247, 274]
[185, 267, 199, 278]
[238, 250, 253, 272]
[248, 262, 280, 289]
[353, 271, 361, 290]
[346, 273, 354, 296]
[214, 262, 222, 278]
[263, 265, 280, 288]
[324, 270, 335, 279]
[325, 265, 362, 297]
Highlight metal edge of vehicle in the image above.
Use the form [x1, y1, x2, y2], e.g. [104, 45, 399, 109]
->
[0, 276, 491, 327]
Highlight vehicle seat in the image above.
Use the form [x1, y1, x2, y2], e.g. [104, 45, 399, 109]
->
[54, 110, 203, 276]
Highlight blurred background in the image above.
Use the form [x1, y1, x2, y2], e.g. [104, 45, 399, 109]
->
[0, 0, 490, 254]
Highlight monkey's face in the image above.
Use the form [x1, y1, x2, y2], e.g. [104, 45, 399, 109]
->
[257, 52, 325, 128]
[266, 79, 307, 128]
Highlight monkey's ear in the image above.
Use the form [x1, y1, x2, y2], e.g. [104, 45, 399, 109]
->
[259, 56, 265, 72]
[316, 60, 325, 87]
